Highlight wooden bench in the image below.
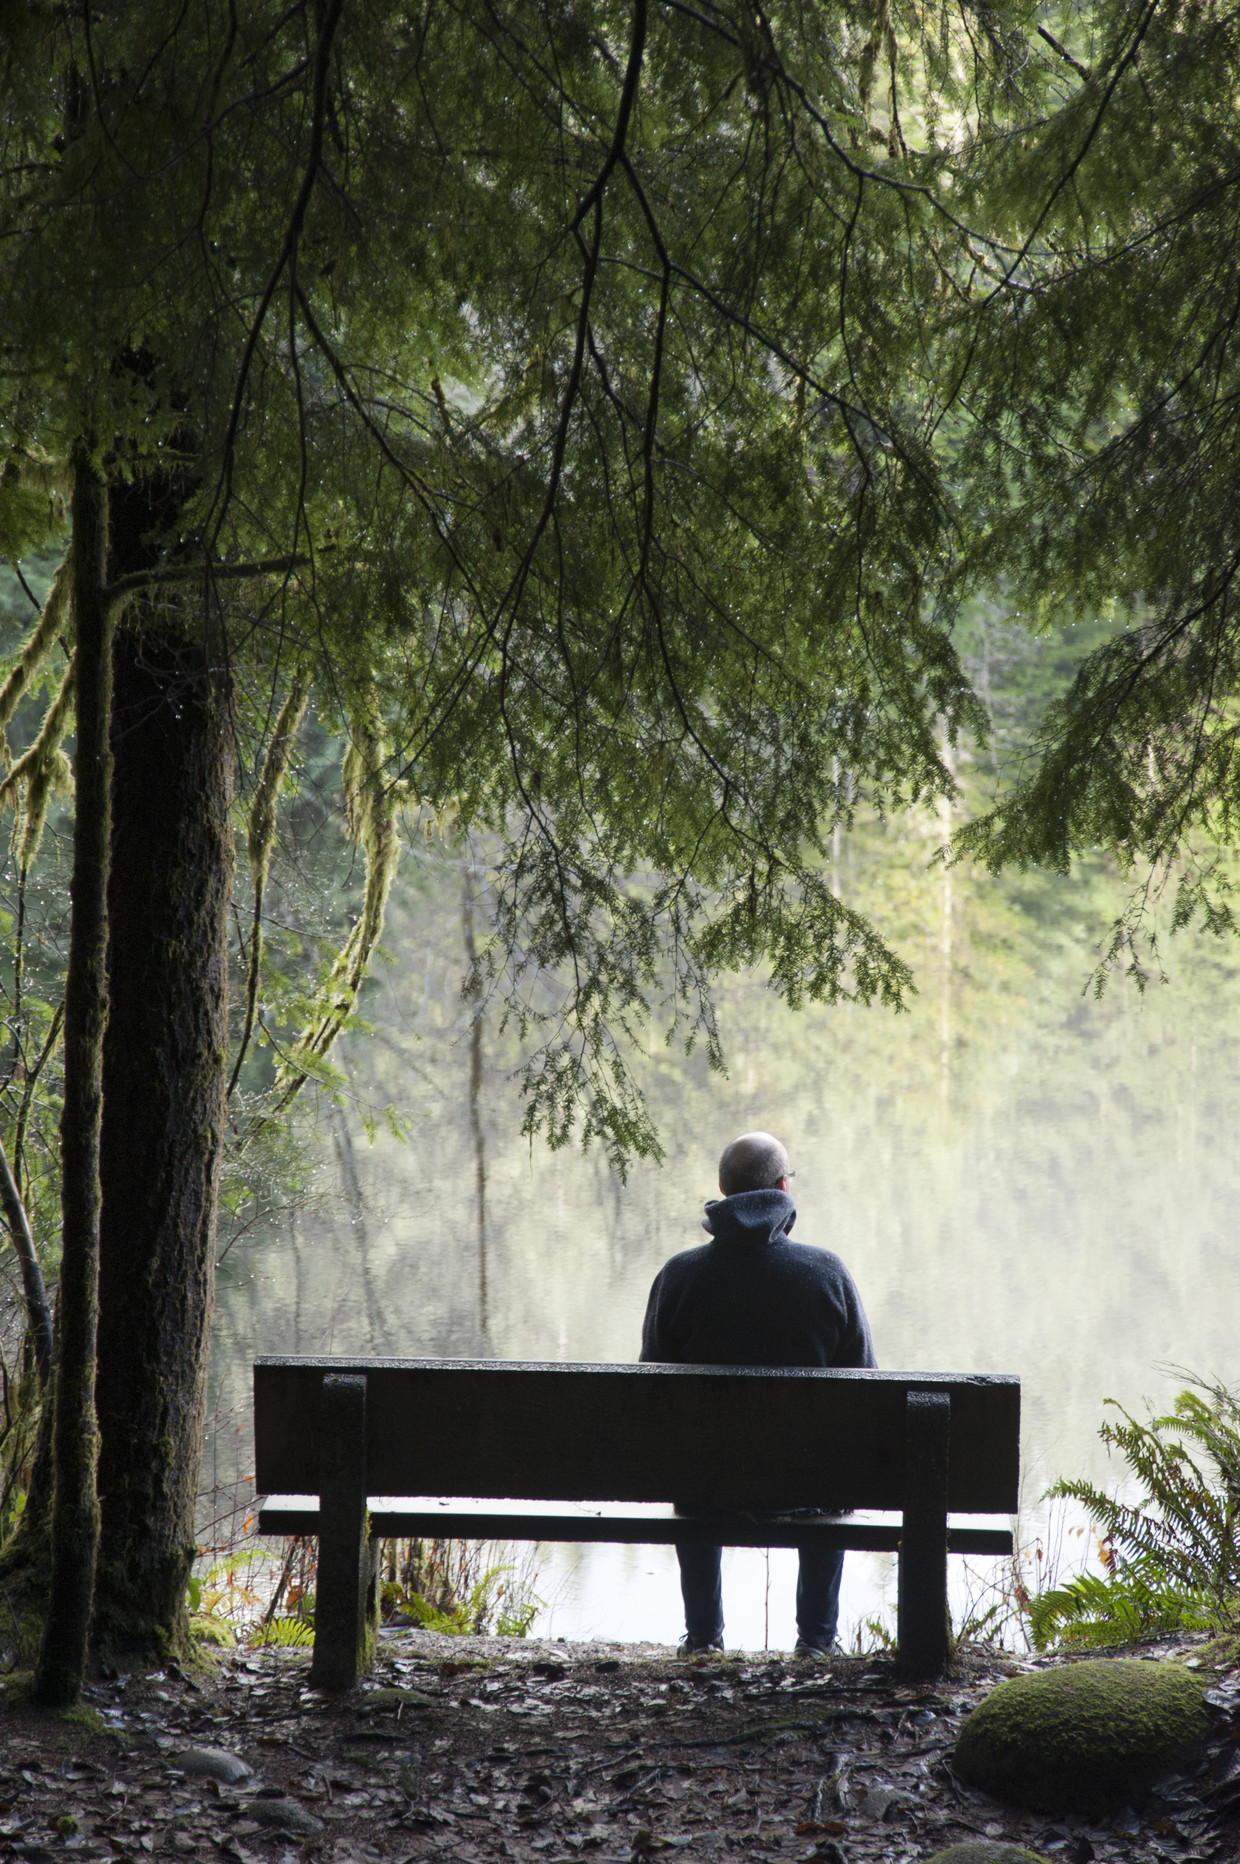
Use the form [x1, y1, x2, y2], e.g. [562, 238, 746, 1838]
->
[254, 1356, 1019, 1689]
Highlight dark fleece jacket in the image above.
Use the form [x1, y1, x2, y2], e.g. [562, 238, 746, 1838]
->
[639, 1188, 877, 1369]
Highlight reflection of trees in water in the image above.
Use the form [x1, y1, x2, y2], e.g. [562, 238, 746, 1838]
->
[209, 792, 1240, 1507]
[332, 1103, 379, 1349]
[461, 861, 489, 1351]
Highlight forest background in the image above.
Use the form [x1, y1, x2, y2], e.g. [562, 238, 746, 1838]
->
[1, 0, 1238, 1696]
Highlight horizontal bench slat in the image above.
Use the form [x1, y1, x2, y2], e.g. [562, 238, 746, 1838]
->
[254, 1358, 1020, 1512]
[256, 1500, 1013, 1557]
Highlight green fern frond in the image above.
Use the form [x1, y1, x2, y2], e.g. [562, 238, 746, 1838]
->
[249, 1615, 315, 1649]
[1043, 1375, 1240, 1644]
[1029, 1560, 1218, 1652]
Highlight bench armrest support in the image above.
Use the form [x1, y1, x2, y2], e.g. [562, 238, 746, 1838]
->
[308, 1373, 378, 1690]
[897, 1390, 951, 1678]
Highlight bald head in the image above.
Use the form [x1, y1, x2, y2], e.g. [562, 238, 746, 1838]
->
[718, 1131, 791, 1197]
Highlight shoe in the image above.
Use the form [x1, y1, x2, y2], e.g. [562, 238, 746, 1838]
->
[678, 1633, 725, 1655]
[793, 1637, 845, 1659]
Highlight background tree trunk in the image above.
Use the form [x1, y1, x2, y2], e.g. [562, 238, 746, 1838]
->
[0, 1131, 54, 1385]
[33, 452, 112, 1708]
[91, 619, 233, 1661]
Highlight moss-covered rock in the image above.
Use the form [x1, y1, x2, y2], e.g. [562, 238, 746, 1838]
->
[954, 1659, 1210, 1813]
[925, 1847, 1051, 1864]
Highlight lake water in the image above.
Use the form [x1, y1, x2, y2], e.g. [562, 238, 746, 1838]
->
[208, 823, 1240, 1651]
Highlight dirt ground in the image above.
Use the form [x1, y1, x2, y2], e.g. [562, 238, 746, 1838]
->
[1, 1629, 1238, 1864]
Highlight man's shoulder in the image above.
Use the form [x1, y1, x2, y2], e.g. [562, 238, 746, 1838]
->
[653, 1240, 715, 1280]
[776, 1238, 861, 1285]
[655, 1237, 859, 1285]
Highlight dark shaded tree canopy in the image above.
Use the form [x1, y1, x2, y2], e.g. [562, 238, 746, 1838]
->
[946, 0, 1240, 971]
[0, 0, 1032, 1153]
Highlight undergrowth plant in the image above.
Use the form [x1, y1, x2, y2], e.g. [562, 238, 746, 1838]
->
[1033, 1375, 1240, 1649]
[1027, 1561, 1217, 1650]
[380, 1537, 543, 1638]
[187, 1531, 544, 1647]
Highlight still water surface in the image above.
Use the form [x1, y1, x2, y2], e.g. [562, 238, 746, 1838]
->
[209, 842, 1240, 1650]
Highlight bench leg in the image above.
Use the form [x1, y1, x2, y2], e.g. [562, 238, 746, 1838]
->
[309, 1373, 377, 1690]
[897, 1390, 951, 1679]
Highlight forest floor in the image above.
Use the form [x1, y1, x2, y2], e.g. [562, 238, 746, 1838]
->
[0, 1628, 1238, 1864]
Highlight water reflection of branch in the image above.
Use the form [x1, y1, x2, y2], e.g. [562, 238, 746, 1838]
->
[238, 1010, 408, 1128]
[215, 1203, 272, 1269]
[462, 850, 489, 1348]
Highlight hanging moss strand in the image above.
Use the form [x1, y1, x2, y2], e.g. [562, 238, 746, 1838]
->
[228, 673, 310, 1098]
[0, 654, 77, 866]
[0, 557, 70, 751]
[243, 696, 400, 1141]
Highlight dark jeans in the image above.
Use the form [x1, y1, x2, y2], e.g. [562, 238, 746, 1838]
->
[676, 1538, 845, 1649]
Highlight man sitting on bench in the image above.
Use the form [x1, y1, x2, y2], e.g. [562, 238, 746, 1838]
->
[640, 1130, 877, 1657]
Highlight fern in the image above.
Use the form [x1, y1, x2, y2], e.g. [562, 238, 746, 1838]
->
[1049, 1377, 1240, 1602]
[1037, 1374, 1240, 1648]
[1029, 1560, 1217, 1652]
[249, 1615, 315, 1649]
[399, 1563, 543, 1637]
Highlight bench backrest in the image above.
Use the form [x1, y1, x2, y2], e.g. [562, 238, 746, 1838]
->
[254, 1358, 1019, 1513]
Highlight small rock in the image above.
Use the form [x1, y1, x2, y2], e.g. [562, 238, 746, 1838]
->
[858, 1784, 915, 1820]
[171, 1748, 253, 1785]
[357, 1686, 435, 1711]
[244, 1797, 325, 1836]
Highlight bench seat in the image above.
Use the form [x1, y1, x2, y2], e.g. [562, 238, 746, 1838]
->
[253, 1356, 1020, 1688]
[259, 1495, 1014, 1556]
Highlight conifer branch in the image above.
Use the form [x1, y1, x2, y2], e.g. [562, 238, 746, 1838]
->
[102, 553, 314, 610]
[0, 652, 75, 838]
[1037, 26, 1092, 80]
[992, 0, 1162, 295]
[208, 0, 347, 546]
[13, 1001, 63, 1201]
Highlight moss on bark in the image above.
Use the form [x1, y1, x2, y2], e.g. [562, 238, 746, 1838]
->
[91, 620, 233, 1664]
[33, 451, 112, 1709]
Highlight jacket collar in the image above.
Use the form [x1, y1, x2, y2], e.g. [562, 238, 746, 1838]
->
[701, 1187, 796, 1244]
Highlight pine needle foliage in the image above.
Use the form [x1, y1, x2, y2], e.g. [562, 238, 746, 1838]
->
[946, 0, 1240, 973]
[0, 0, 1046, 1166]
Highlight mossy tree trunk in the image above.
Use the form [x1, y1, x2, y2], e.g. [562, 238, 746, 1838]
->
[91, 618, 233, 1662]
[33, 449, 113, 1709]
[3, 456, 235, 1670]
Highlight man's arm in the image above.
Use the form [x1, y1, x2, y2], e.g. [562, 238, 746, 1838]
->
[639, 1269, 667, 1362]
[832, 1262, 878, 1369]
